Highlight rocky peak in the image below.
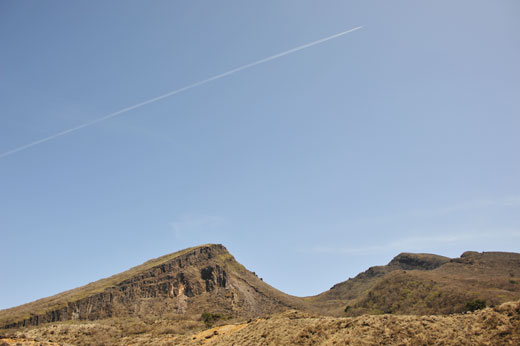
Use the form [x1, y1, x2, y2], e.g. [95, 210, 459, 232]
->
[1, 244, 235, 328]
[388, 253, 450, 270]
[0, 243, 299, 329]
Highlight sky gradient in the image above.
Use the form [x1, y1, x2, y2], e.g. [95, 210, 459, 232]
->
[1, 0, 519, 310]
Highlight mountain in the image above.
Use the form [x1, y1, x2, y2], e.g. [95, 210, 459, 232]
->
[0, 244, 303, 329]
[1, 244, 520, 345]
[308, 251, 520, 316]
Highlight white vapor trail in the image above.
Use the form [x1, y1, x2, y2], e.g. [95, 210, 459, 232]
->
[0, 26, 363, 159]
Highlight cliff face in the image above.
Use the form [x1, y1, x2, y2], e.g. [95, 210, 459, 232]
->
[0, 244, 298, 329]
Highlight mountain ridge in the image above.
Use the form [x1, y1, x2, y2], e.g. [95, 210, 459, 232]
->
[0, 244, 303, 329]
[2, 244, 520, 330]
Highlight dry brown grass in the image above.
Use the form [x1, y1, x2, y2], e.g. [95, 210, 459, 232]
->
[3, 300, 518, 345]
[199, 300, 520, 346]
[190, 323, 248, 343]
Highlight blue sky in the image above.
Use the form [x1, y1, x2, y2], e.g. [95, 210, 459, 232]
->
[1, 0, 519, 309]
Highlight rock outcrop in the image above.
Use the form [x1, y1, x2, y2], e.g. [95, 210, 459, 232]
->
[0, 244, 301, 329]
[388, 253, 450, 270]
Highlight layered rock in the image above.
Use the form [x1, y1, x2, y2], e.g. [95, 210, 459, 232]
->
[0, 244, 300, 329]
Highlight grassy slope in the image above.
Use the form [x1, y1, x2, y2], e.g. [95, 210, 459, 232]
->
[304, 252, 520, 316]
[302, 253, 450, 315]
[346, 252, 520, 316]
[217, 252, 307, 311]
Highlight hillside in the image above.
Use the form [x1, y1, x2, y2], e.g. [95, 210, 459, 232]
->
[307, 251, 520, 316]
[0, 244, 303, 329]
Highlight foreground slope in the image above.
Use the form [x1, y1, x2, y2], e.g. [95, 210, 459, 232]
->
[192, 301, 520, 346]
[2, 301, 519, 345]
[0, 244, 303, 329]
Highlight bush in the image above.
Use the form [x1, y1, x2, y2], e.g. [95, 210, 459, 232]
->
[465, 299, 486, 312]
[201, 312, 223, 327]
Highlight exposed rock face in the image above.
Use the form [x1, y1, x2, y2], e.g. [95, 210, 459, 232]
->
[200, 265, 227, 292]
[388, 253, 450, 270]
[0, 244, 299, 329]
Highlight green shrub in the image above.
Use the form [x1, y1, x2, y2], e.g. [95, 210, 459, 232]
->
[201, 312, 223, 327]
[465, 299, 486, 312]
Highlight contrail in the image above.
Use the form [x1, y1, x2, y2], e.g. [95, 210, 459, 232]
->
[0, 26, 363, 159]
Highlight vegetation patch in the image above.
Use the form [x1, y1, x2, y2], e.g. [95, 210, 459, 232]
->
[201, 312, 225, 327]
[465, 299, 486, 312]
